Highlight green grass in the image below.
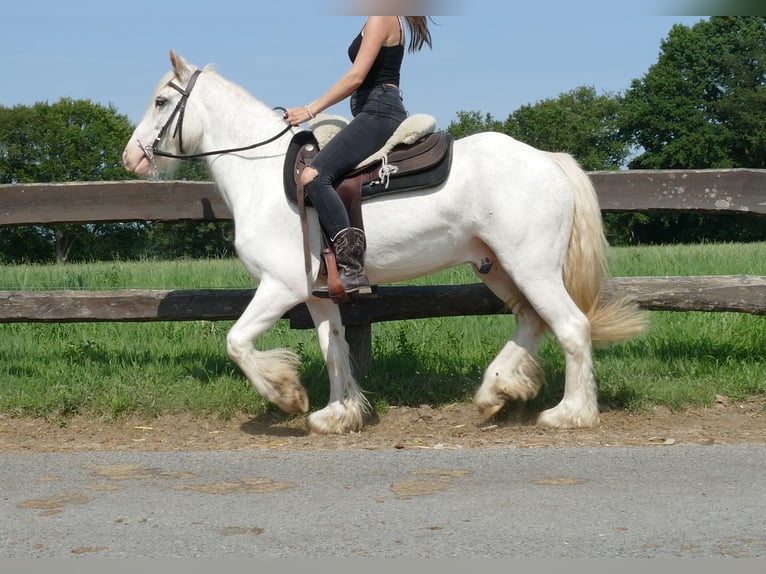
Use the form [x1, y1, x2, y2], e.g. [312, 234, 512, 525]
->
[0, 258, 252, 290]
[0, 243, 764, 421]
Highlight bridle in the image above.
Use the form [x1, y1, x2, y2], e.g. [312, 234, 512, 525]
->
[138, 69, 293, 166]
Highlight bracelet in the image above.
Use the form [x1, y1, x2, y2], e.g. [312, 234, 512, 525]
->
[305, 104, 316, 119]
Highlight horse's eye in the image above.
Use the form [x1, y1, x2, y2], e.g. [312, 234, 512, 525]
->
[155, 97, 168, 108]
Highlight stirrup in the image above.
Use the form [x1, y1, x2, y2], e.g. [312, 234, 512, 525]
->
[311, 279, 375, 299]
[313, 245, 350, 302]
[344, 281, 374, 297]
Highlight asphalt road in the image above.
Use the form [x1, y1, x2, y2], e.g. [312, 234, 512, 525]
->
[1, 445, 765, 558]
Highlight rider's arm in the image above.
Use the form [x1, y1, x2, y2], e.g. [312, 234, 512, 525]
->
[284, 16, 393, 125]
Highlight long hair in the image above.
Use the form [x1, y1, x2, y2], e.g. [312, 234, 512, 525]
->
[404, 17, 433, 53]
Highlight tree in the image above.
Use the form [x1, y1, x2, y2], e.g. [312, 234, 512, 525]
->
[503, 86, 629, 171]
[448, 88, 628, 171]
[447, 111, 503, 139]
[621, 17, 766, 169]
[0, 98, 135, 183]
[0, 99, 141, 263]
[617, 16, 766, 244]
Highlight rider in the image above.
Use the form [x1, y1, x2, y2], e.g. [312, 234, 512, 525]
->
[284, 16, 432, 297]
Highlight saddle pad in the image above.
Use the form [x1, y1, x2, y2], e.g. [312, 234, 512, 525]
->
[309, 113, 438, 169]
[361, 132, 454, 198]
[282, 130, 454, 206]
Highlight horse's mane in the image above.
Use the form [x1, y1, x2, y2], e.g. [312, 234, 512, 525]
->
[199, 64, 278, 118]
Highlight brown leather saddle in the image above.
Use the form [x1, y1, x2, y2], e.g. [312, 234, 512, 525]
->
[283, 128, 454, 301]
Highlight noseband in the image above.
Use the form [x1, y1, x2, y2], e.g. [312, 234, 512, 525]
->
[139, 69, 292, 165]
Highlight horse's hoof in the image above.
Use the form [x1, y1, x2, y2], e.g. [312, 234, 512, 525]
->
[307, 402, 365, 435]
[475, 401, 504, 422]
[537, 404, 600, 429]
[274, 386, 309, 415]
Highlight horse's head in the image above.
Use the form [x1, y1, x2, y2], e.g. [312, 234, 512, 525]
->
[123, 50, 203, 178]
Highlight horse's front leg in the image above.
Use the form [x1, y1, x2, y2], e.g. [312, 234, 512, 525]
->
[226, 277, 308, 415]
[305, 299, 371, 434]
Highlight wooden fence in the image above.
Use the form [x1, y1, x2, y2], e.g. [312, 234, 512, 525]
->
[1, 169, 765, 375]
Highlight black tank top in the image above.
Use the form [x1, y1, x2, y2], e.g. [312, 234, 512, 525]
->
[348, 18, 404, 89]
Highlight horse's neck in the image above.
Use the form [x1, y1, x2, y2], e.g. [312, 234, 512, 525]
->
[200, 75, 290, 160]
[198, 73, 292, 214]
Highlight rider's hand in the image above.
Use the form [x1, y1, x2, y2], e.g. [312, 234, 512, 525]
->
[283, 107, 313, 127]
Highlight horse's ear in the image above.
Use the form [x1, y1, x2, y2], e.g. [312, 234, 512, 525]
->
[169, 49, 192, 80]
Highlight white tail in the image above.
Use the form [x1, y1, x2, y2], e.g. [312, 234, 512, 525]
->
[549, 153, 649, 345]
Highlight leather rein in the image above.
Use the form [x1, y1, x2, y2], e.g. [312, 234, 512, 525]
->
[139, 69, 292, 164]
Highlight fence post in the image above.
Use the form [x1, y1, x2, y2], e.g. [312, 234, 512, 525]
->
[345, 323, 372, 379]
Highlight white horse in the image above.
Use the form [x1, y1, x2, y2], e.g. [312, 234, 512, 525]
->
[123, 51, 647, 435]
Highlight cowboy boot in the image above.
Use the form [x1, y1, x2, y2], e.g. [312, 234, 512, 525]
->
[333, 227, 372, 295]
[313, 227, 372, 298]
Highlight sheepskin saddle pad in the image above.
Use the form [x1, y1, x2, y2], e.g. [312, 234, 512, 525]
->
[283, 113, 454, 207]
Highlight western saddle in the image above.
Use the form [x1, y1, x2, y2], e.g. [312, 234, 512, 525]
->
[283, 114, 454, 303]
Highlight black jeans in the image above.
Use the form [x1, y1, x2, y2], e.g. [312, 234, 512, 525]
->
[305, 84, 407, 240]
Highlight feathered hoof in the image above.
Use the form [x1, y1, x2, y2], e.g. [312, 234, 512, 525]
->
[474, 398, 505, 422]
[537, 402, 600, 429]
[272, 383, 309, 415]
[474, 370, 543, 422]
[474, 347, 545, 421]
[307, 401, 366, 435]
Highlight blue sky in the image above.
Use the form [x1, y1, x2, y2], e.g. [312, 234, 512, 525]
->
[1, 1, 707, 129]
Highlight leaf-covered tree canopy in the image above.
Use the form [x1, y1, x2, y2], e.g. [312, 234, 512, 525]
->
[503, 86, 628, 171]
[447, 18, 765, 245]
[0, 98, 135, 183]
[448, 88, 628, 171]
[447, 111, 504, 140]
[0, 99, 141, 262]
[0, 98, 234, 263]
[620, 16, 766, 170]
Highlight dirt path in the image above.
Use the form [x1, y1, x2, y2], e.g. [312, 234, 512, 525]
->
[1, 396, 764, 452]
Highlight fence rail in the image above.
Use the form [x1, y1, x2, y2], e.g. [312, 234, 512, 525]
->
[2, 170, 764, 375]
[2, 169, 765, 226]
[1, 276, 765, 325]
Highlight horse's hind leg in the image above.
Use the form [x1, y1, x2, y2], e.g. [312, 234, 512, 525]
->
[226, 277, 309, 415]
[472, 261, 547, 419]
[510, 271, 599, 429]
[304, 299, 371, 434]
[475, 241, 599, 428]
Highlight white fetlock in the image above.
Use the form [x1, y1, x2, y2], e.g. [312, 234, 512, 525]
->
[474, 344, 544, 419]
[307, 400, 367, 435]
[537, 401, 600, 429]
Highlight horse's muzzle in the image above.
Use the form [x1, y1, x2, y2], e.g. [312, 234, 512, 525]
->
[122, 140, 155, 177]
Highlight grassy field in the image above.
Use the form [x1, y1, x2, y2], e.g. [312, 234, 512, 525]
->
[0, 242, 764, 422]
